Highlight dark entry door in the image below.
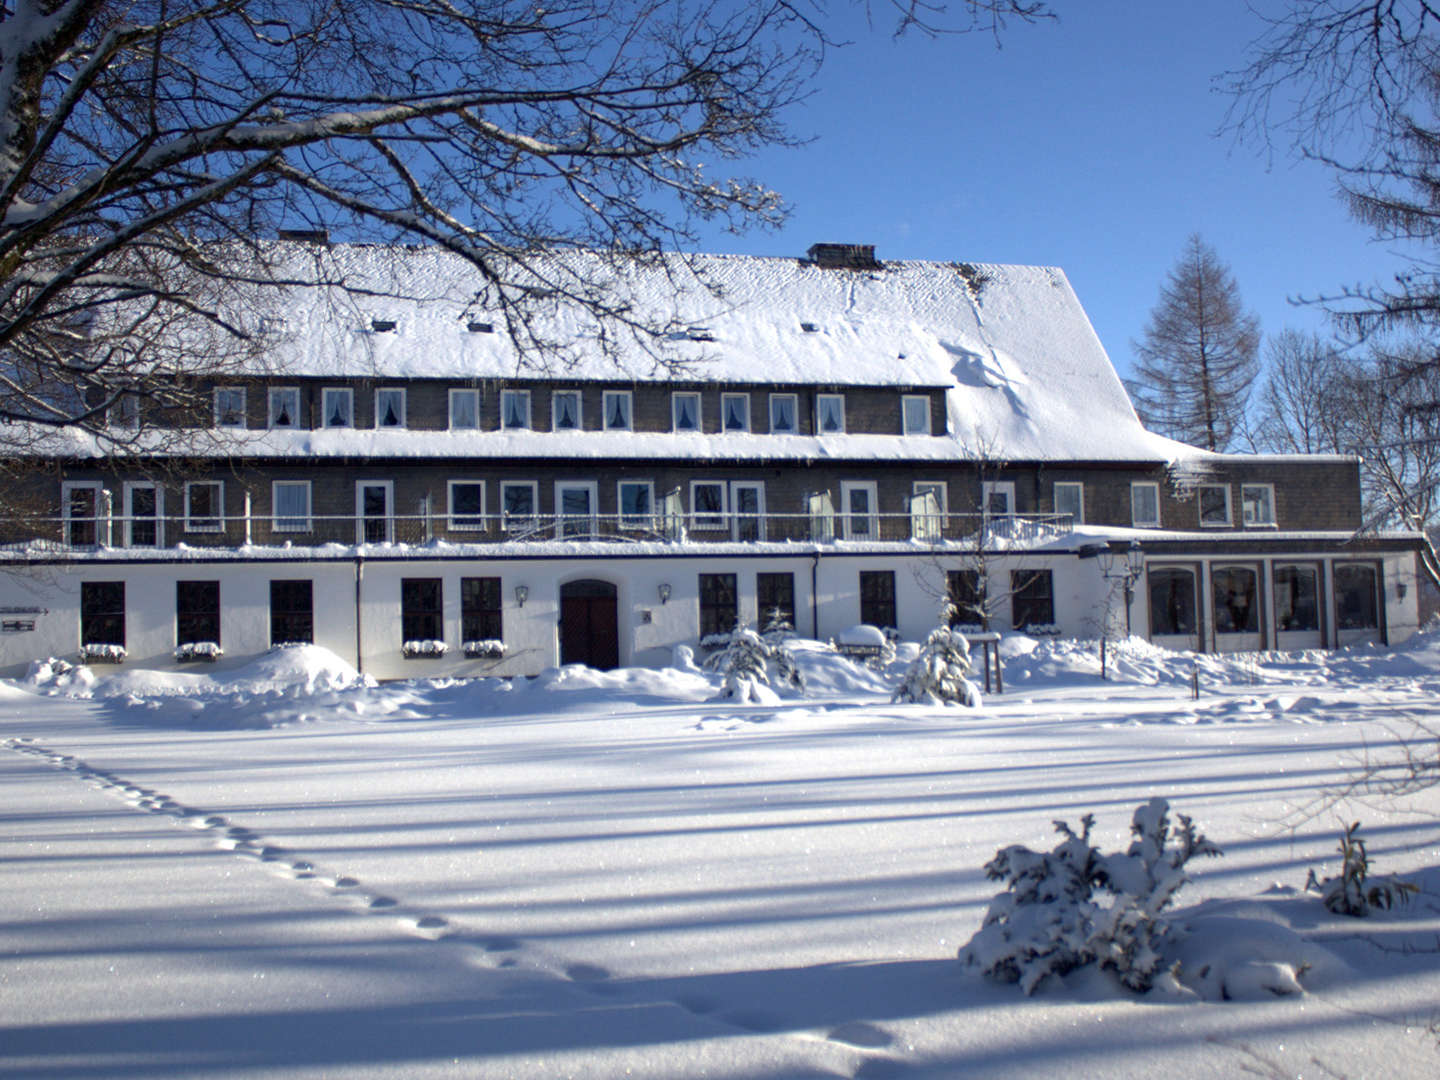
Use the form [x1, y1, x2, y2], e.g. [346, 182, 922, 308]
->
[559, 579, 619, 669]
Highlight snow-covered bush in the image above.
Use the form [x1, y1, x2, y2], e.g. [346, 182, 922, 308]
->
[703, 624, 775, 703]
[463, 639, 506, 659]
[959, 798, 1222, 994]
[761, 613, 805, 693]
[893, 622, 979, 707]
[79, 643, 126, 663]
[1305, 821, 1417, 916]
[402, 639, 448, 658]
[174, 641, 222, 662]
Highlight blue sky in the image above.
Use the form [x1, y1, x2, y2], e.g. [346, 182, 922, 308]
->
[686, 1, 1411, 381]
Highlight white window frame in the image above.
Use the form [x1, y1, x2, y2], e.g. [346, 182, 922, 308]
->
[602, 390, 633, 431]
[448, 388, 480, 430]
[267, 386, 300, 429]
[555, 480, 599, 536]
[62, 480, 106, 547]
[321, 387, 353, 428]
[1241, 483, 1276, 527]
[840, 480, 878, 539]
[690, 480, 727, 530]
[1198, 483, 1232, 528]
[982, 481, 1016, 517]
[901, 394, 932, 435]
[672, 391, 702, 432]
[213, 386, 246, 428]
[720, 392, 750, 433]
[184, 480, 224, 533]
[552, 389, 583, 431]
[499, 480, 539, 531]
[355, 480, 394, 544]
[1130, 481, 1161, 528]
[729, 480, 766, 541]
[374, 387, 406, 429]
[817, 393, 846, 434]
[1053, 481, 1084, 524]
[447, 479, 486, 530]
[911, 480, 947, 541]
[769, 393, 798, 434]
[501, 389, 531, 430]
[271, 480, 312, 533]
[122, 481, 163, 548]
[617, 480, 655, 530]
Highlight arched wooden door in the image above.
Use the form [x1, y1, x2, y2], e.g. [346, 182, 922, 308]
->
[559, 579, 619, 669]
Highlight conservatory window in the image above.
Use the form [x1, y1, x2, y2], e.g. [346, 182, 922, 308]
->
[449, 388, 480, 430]
[721, 393, 750, 433]
[374, 388, 406, 429]
[1130, 482, 1161, 528]
[672, 391, 701, 432]
[1241, 484, 1275, 526]
[902, 394, 931, 435]
[603, 390, 633, 431]
[214, 387, 246, 428]
[1334, 564, 1379, 631]
[769, 393, 798, 433]
[552, 390, 583, 431]
[1198, 484, 1231, 527]
[448, 480, 486, 530]
[272, 481, 311, 532]
[268, 387, 301, 429]
[501, 389, 531, 430]
[817, 394, 846, 434]
[322, 388, 353, 428]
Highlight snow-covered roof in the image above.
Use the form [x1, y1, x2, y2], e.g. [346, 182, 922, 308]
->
[221, 244, 1191, 462]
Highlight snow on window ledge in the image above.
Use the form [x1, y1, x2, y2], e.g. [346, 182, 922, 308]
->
[402, 639, 449, 659]
[462, 639, 506, 659]
[79, 643, 126, 664]
[174, 642, 222, 662]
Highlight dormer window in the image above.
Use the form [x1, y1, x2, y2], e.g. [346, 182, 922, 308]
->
[722, 393, 750, 433]
[268, 387, 301, 429]
[553, 390, 582, 431]
[322, 388, 353, 428]
[800, 322, 820, 333]
[371, 318, 397, 333]
[603, 390, 632, 431]
[466, 320, 494, 334]
[902, 394, 931, 435]
[817, 393, 845, 434]
[375, 387, 406, 429]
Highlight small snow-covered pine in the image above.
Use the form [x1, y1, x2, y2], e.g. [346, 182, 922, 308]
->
[703, 625, 778, 703]
[893, 621, 979, 707]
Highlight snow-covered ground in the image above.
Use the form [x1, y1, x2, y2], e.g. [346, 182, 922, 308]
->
[4, 633, 1440, 1078]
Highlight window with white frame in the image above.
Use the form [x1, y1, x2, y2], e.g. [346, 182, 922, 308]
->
[448, 480, 486, 530]
[123, 482, 161, 547]
[730, 480, 765, 541]
[555, 480, 598, 537]
[1198, 483, 1232, 527]
[553, 390, 583, 431]
[374, 387, 406, 429]
[322, 388, 353, 428]
[840, 480, 878, 538]
[672, 391, 701, 432]
[721, 393, 750, 432]
[214, 386, 246, 428]
[1053, 481, 1084, 524]
[817, 393, 846, 434]
[690, 480, 726, 530]
[501, 389, 531, 429]
[1241, 484, 1276, 526]
[618, 480, 654, 529]
[62, 480, 105, 547]
[449, 388, 479, 430]
[268, 387, 301, 429]
[982, 480, 1016, 517]
[1130, 481, 1161, 528]
[911, 480, 947, 539]
[184, 481, 223, 532]
[769, 393, 798, 433]
[902, 394, 931, 435]
[500, 481, 538, 530]
[602, 390, 633, 431]
[272, 481, 311, 532]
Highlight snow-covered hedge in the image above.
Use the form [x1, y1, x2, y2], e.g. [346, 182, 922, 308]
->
[174, 641, 222, 662]
[402, 639, 448, 658]
[79, 643, 126, 664]
[463, 639, 506, 659]
[959, 798, 1222, 994]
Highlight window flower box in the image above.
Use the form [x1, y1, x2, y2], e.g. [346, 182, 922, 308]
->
[79, 643, 126, 664]
[174, 642, 222, 662]
[1018, 623, 1062, 637]
[402, 639, 448, 659]
[462, 639, 506, 659]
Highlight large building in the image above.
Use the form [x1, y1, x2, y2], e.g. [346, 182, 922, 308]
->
[0, 242, 1421, 678]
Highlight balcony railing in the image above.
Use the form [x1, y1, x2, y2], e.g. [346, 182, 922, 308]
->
[2, 510, 1074, 554]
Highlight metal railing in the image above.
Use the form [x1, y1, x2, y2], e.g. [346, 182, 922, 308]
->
[1, 510, 1074, 554]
